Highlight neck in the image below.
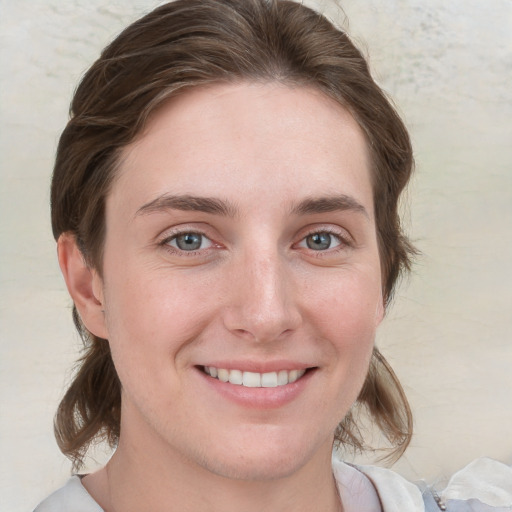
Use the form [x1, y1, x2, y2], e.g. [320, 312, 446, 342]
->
[88, 429, 342, 512]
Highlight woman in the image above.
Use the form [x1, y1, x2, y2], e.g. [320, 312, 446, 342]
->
[35, 0, 511, 510]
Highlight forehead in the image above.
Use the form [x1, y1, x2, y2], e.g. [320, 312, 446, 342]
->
[112, 82, 373, 217]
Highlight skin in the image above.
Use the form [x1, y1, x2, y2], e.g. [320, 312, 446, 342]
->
[59, 82, 384, 512]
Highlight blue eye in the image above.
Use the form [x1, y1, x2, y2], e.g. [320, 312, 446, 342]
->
[303, 232, 341, 251]
[168, 233, 212, 251]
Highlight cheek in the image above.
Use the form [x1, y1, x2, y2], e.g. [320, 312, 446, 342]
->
[100, 273, 205, 407]
[102, 265, 218, 356]
[306, 269, 381, 377]
[308, 268, 382, 332]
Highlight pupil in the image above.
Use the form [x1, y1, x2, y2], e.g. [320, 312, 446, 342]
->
[177, 233, 201, 251]
[307, 232, 331, 250]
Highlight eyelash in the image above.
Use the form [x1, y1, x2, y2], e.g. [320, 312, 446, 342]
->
[158, 226, 352, 258]
[297, 227, 353, 254]
[159, 230, 216, 257]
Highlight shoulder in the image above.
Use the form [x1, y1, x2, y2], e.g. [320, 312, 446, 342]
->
[333, 456, 512, 512]
[333, 457, 424, 511]
[33, 476, 103, 512]
[432, 458, 512, 510]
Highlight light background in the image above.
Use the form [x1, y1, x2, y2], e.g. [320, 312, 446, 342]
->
[1, 1, 511, 510]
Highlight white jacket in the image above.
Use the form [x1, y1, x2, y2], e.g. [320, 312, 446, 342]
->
[34, 457, 512, 511]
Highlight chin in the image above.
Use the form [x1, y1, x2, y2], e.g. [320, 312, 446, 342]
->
[199, 451, 307, 481]
[189, 425, 332, 482]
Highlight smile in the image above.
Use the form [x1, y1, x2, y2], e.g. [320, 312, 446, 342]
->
[203, 366, 307, 388]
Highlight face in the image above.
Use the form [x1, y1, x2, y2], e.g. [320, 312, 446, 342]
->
[91, 82, 383, 480]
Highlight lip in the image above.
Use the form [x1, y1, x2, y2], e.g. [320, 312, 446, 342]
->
[196, 360, 312, 373]
[194, 363, 317, 409]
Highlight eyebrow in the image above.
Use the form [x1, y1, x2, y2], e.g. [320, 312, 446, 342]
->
[135, 193, 368, 219]
[135, 194, 238, 218]
[291, 195, 369, 218]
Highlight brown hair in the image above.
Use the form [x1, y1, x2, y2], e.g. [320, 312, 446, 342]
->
[52, 0, 414, 469]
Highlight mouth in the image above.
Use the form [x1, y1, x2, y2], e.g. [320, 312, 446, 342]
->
[201, 366, 311, 388]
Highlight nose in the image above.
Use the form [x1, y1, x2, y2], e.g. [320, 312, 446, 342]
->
[222, 249, 302, 343]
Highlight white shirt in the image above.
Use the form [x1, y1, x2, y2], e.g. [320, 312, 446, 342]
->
[34, 457, 512, 512]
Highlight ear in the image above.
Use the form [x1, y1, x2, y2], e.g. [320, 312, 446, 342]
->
[57, 233, 109, 339]
[375, 295, 385, 327]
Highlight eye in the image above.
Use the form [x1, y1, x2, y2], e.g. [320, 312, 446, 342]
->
[167, 232, 213, 252]
[299, 231, 342, 251]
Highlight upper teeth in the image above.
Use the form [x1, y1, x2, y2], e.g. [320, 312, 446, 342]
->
[203, 367, 306, 387]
